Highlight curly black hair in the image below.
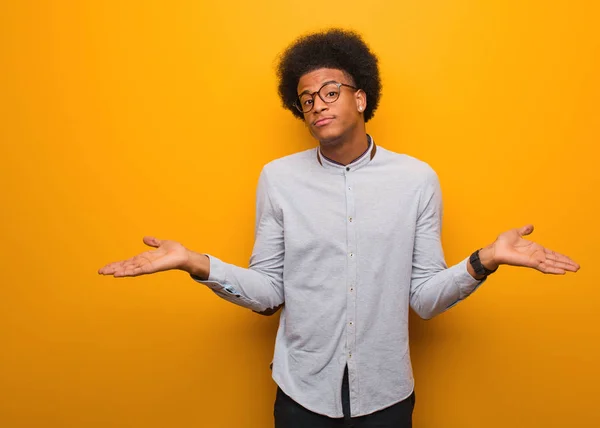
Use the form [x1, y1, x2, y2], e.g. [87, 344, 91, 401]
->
[276, 28, 382, 123]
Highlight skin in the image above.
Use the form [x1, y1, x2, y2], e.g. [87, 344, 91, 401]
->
[297, 68, 369, 165]
[98, 67, 580, 308]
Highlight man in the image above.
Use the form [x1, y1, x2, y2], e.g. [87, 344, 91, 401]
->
[98, 29, 579, 428]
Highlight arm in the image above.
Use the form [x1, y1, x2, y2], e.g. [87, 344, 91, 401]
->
[409, 168, 580, 320]
[408, 168, 483, 320]
[184, 167, 285, 315]
[97, 168, 285, 315]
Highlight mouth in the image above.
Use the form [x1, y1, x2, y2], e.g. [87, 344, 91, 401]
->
[313, 117, 335, 127]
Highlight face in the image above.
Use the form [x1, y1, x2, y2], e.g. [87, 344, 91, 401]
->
[296, 68, 367, 145]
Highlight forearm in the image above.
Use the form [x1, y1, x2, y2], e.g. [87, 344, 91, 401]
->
[182, 249, 284, 313]
[410, 256, 485, 319]
[170, 167, 287, 315]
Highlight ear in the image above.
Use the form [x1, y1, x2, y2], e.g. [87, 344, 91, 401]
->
[356, 89, 367, 113]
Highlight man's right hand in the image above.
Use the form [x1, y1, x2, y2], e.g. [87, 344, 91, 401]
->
[97, 236, 209, 279]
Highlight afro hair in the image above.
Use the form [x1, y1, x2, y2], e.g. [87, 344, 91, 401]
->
[276, 28, 382, 123]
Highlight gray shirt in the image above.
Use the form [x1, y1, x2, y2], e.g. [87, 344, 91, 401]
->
[192, 135, 485, 418]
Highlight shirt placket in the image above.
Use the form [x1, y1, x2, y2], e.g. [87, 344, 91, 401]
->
[344, 167, 359, 415]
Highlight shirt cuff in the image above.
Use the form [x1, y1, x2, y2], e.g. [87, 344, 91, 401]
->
[454, 256, 487, 300]
[189, 254, 227, 288]
[188, 255, 267, 312]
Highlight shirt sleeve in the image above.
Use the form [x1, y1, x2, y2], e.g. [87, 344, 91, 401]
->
[190, 167, 285, 313]
[409, 166, 486, 320]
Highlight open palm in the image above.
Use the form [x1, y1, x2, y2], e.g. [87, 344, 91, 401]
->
[492, 224, 580, 274]
[98, 236, 188, 277]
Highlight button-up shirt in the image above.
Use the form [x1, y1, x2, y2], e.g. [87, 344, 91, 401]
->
[192, 135, 485, 418]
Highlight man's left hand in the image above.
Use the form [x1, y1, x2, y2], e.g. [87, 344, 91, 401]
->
[479, 224, 580, 275]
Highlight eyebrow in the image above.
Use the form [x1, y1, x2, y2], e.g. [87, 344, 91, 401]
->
[298, 80, 338, 96]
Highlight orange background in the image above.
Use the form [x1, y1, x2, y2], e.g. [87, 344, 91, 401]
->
[1, 1, 598, 427]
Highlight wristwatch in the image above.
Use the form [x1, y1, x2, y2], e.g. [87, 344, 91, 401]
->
[469, 248, 498, 277]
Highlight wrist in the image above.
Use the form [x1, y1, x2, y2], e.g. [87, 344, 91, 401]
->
[467, 243, 500, 280]
[478, 244, 500, 272]
[180, 249, 210, 280]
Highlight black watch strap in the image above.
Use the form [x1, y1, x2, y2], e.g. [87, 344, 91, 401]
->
[469, 248, 498, 277]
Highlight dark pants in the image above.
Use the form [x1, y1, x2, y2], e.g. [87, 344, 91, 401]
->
[274, 366, 415, 428]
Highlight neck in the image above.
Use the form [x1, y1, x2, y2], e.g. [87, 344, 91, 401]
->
[319, 127, 369, 166]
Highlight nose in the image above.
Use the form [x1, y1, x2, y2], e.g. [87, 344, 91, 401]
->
[312, 94, 329, 114]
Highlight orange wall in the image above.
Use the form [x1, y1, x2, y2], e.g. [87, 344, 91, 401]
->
[1, 1, 598, 427]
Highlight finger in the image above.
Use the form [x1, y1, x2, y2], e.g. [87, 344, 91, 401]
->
[120, 256, 156, 274]
[119, 261, 141, 271]
[99, 253, 150, 274]
[539, 265, 566, 275]
[143, 236, 162, 248]
[114, 263, 154, 277]
[100, 256, 144, 275]
[537, 260, 567, 274]
[518, 224, 534, 237]
[544, 248, 580, 270]
[98, 261, 126, 274]
[543, 258, 579, 272]
[101, 257, 139, 273]
[123, 253, 154, 268]
[113, 269, 134, 277]
[118, 261, 147, 274]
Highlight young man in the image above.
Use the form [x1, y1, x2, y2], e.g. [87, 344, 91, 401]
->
[98, 29, 579, 428]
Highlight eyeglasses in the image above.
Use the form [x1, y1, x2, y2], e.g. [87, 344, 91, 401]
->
[293, 81, 359, 114]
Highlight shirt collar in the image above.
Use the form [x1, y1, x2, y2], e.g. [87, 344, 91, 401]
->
[316, 134, 377, 172]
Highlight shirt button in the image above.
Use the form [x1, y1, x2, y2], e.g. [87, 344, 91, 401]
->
[349, 217, 353, 222]
[350, 287, 354, 292]
[346, 167, 350, 171]
[349, 253, 354, 258]
[349, 321, 353, 325]
[348, 186, 352, 190]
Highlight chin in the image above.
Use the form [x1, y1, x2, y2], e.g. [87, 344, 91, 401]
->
[312, 127, 344, 145]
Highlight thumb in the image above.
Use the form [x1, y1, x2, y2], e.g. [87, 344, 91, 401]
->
[143, 236, 162, 248]
[517, 224, 534, 237]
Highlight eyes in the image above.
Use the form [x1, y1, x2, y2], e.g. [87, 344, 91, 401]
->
[302, 91, 338, 106]
[294, 82, 359, 114]
[299, 87, 341, 106]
